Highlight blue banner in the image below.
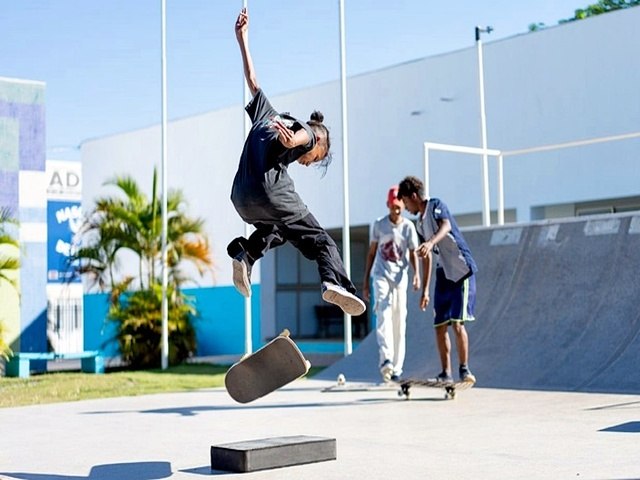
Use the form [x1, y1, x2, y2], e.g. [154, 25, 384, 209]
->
[47, 200, 82, 283]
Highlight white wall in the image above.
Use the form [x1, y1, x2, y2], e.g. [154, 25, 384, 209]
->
[81, 7, 640, 298]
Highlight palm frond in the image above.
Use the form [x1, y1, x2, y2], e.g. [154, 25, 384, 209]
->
[0, 255, 20, 290]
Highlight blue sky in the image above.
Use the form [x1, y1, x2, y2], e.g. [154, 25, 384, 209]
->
[1, 0, 584, 159]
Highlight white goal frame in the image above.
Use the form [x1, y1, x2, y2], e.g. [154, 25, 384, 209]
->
[424, 130, 640, 226]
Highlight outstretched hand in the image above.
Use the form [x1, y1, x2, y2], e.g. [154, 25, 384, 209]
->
[235, 8, 248, 41]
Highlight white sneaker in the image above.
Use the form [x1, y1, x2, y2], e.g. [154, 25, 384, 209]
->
[321, 282, 366, 316]
[380, 360, 394, 382]
[232, 254, 252, 298]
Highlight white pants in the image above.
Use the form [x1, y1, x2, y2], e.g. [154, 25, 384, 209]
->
[373, 276, 407, 376]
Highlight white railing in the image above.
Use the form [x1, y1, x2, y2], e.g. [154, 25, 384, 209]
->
[424, 131, 640, 226]
[423, 142, 501, 226]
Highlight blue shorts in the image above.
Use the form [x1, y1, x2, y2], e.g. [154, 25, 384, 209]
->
[433, 268, 476, 327]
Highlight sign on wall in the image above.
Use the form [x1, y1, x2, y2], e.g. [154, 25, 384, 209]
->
[46, 161, 82, 283]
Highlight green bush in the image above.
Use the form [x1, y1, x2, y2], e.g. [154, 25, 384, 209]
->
[108, 284, 197, 369]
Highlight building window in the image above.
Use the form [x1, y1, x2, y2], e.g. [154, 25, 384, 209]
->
[47, 297, 83, 353]
[274, 225, 370, 339]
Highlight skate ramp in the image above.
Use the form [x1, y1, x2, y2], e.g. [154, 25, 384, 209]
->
[317, 213, 640, 394]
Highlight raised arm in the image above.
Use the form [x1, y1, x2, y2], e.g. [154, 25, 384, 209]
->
[235, 8, 259, 96]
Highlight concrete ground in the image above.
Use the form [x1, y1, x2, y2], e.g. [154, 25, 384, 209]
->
[1, 379, 639, 480]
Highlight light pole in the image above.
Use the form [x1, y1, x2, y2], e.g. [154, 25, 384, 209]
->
[475, 25, 492, 227]
[242, 0, 252, 356]
[160, 0, 169, 369]
[338, 0, 353, 356]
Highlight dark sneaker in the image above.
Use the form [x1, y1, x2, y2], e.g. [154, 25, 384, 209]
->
[459, 365, 476, 384]
[379, 360, 393, 382]
[321, 282, 366, 316]
[434, 371, 453, 384]
[232, 253, 252, 298]
[390, 374, 401, 383]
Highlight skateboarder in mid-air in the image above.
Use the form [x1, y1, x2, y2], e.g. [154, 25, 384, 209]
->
[227, 8, 366, 317]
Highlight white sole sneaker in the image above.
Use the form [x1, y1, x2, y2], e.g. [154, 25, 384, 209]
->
[232, 258, 251, 297]
[380, 363, 393, 383]
[461, 373, 476, 384]
[321, 284, 366, 316]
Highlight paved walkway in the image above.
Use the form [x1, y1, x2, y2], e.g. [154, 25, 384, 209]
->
[1, 379, 639, 479]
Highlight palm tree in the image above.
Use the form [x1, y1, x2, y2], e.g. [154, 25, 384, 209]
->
[70, 170, 214, 367]
[73, 169, 212, 291]
[0, 207, 20, 360]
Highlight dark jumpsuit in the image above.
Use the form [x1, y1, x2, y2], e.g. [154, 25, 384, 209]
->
[228, 89, 355, 294]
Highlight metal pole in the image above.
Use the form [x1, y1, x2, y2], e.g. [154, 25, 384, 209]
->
[475, 26, 492, 227]
[160, 0, 169, 370]
[242, 0, 252, 355]
[497, 154, 504, 225]
[423, 143, 430, 199]
[338, 0, 352, 356]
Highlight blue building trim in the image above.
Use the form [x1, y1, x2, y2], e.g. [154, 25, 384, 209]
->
[19, 242, 47, 353]
[84, 285, 263, 358]
[83, 293, 119, 356]
[184, 285, 261, 356]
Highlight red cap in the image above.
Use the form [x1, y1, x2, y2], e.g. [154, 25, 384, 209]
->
[387, 185, 403, 208]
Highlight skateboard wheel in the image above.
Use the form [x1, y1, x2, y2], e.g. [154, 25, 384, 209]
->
[400, 385, 410, 400]
[280, 328, 290, 337]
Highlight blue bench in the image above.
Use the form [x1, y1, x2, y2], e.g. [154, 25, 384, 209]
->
[6, 351, 105, 378]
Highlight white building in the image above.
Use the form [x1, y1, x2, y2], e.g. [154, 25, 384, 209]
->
[81, 8, 640, 354]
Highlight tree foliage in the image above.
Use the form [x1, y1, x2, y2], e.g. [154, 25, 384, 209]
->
[70, 170, 213, 368]
[0, 207, 20, 360]
[0, 207, 19, 291]
[529, 0, 640, 31]
[108, 283, 197, 369]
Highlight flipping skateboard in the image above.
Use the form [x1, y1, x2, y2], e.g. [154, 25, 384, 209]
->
[395, 377, 475, 400]
[225, 330, 311, 404]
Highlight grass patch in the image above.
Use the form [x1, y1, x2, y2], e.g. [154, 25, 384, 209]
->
[0, 364, 325, 408]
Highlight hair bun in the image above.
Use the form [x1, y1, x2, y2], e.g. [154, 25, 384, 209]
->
[310, 110, 324, 123]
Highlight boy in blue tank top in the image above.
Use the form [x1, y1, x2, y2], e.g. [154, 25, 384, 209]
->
[397, 176, 477, 383]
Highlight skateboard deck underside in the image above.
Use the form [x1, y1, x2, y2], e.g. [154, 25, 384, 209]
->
[225, 336, 309, 404]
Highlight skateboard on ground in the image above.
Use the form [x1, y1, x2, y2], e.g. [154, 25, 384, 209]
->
[395, 377, 475, 400]
[225, 330, 311, 404]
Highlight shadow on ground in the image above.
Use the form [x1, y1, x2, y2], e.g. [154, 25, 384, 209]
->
[2, 461, 171, 480]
